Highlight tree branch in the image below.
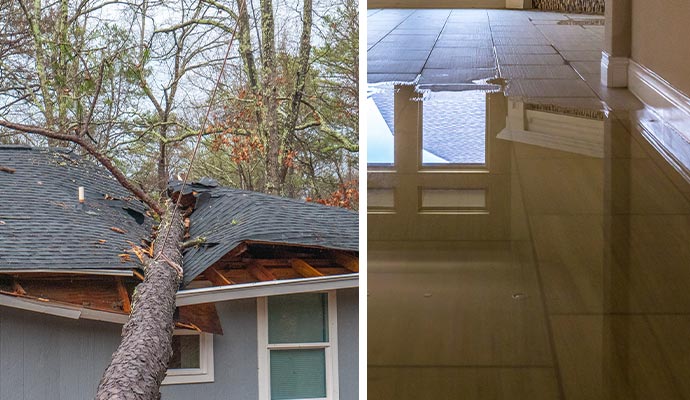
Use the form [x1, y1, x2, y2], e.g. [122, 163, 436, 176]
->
[0, 120, 165, 216]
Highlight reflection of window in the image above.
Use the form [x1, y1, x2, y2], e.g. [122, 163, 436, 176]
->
[368, 188, 396, 212]
[419, 188, 487, 212]
[367, 92, 395, 166]
[422, 90, 487, 166]
[258, 292, 338, 400]
[163, 331, 214, 385]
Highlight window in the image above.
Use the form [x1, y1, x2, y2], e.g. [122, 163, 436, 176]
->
[422, 90, 487, 166]
[258, 292, 339, 400]
[419, 188, 488, 213]
[162, 330, 214, 385]
[368, 188, 396, 213]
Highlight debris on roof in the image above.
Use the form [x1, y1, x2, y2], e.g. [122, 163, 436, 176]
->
[169, 180, 359, 285]
[1, 149, 358, 329]
[0, 146, 151, 272]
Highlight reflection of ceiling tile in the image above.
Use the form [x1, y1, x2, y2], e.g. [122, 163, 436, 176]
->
[420, 68, 497, 84]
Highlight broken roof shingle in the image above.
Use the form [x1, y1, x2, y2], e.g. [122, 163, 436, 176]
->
[0, 146, 358, 286]
[0, 145, 151, 272]
[176, 182, 359, 285]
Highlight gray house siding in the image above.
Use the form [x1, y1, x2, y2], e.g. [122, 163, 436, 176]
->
[337, 288, 359, 400]
[0, 289, 358, 400]
[0, 307, 121, 400]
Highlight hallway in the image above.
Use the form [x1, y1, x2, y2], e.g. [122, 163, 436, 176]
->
[367, 7, 690, 400]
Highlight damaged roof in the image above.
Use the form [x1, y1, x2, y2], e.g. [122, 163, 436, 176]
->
[0, 145, 151, 272]
[172, 181, 359, 285]
[0, 145, 358, 286]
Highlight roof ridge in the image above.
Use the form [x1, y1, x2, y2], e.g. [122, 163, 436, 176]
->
[0, 144, 71, 153]
[211, 187, 358, 214]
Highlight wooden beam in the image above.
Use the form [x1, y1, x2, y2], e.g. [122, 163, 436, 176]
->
[247, 262, 277, 282]
[204, 266, 235, 286]
[335, 252, 359, 273]
[226, 242, 248, 258]
[116, 278, 131, 313]
[132, 269, 145, 281]
[290, 259, 325, 278]
[177, 303, 224, 335]
[12, 279, 27, 296]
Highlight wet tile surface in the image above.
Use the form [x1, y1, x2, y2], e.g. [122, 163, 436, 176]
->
[368, 10, 690, 400]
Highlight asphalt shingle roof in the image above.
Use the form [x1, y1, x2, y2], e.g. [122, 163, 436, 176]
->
[177, 182, 359, 285]
[0, 145, 151, 272]
[0, 146, 358, 285]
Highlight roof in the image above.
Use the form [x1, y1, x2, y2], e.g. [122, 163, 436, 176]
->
[0, 145, 358, 286]
[0, 146, 358, 328]
[0, 145, 151, 272]
[175, 181, 359, 285]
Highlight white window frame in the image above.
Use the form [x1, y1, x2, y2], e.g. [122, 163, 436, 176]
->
[257, 291, 339, 400]
[162, 330, 215, 385]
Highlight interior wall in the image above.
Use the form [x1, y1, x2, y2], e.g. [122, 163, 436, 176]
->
[367, 0, 505, 9]
[631, 0, 690, 96]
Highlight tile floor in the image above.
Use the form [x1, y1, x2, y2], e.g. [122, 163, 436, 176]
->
[368, 8, 690, 400]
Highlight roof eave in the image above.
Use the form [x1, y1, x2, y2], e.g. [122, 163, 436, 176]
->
[0, 293, 129, 324]
[176, 274, 359, 307]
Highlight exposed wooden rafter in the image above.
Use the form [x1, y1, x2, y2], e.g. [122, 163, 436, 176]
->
[12, 279, 27, 295]
[204, 266, 235, 286]
[116, 278, 131, 313]
[335, 252, 359, 273]
[247, 262, 277, 281]
[290, 259, 324, 278]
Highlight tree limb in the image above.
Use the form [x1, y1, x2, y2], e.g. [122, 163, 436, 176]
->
[0, 120, 164, 216]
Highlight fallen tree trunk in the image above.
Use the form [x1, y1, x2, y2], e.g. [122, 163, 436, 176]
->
[96, 202, 184, 400]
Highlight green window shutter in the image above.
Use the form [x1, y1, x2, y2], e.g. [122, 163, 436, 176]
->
[268, 293, 328, 344]
[270, 349, 326, 399]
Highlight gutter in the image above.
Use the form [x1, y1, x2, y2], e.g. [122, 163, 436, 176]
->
[175, 274, 359, 306]
[0, 268, 134, 276]
[1, 274, 359, 322]
[0, 294, 128, 323]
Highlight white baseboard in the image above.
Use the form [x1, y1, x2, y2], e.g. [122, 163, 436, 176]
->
[600, 52, 629, 88]
[499, 98, 605, 158]
[628, 60, 690, 141]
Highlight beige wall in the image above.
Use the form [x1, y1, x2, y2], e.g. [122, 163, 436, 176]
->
[631, 0, 690, 96]
[368, 0, 505, 8]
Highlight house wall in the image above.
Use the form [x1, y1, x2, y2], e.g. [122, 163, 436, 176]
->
[630, 0, 690, 97]
[0, 307, 122, 400]
[336, 288, 359, 400]
[161, 298, 259, 400]
[0, 289, 359, 400]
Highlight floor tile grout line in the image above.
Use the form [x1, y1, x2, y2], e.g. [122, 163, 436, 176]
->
[511, 142, 568, 400]
[418, 10, 453, 77]
[367, 9, 416, 51]
[487, 10, 501, 79]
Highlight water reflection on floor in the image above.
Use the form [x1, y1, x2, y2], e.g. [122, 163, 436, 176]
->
[368, 85, 690, 400]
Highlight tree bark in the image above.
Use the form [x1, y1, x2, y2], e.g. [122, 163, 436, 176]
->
[258, 0, 281, 195]
[96, 202, 184, 400]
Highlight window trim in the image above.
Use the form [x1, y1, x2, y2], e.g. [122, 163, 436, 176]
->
[162, 330, 215, 385]
[257, 291, 339, 400]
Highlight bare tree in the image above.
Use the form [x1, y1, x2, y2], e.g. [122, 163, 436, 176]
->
[0, 1, 221, 398]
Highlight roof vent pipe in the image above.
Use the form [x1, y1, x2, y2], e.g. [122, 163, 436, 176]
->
[78, 186, 85, 203]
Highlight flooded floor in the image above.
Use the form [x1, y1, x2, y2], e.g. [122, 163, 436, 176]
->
[367, 8, 690, 400]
